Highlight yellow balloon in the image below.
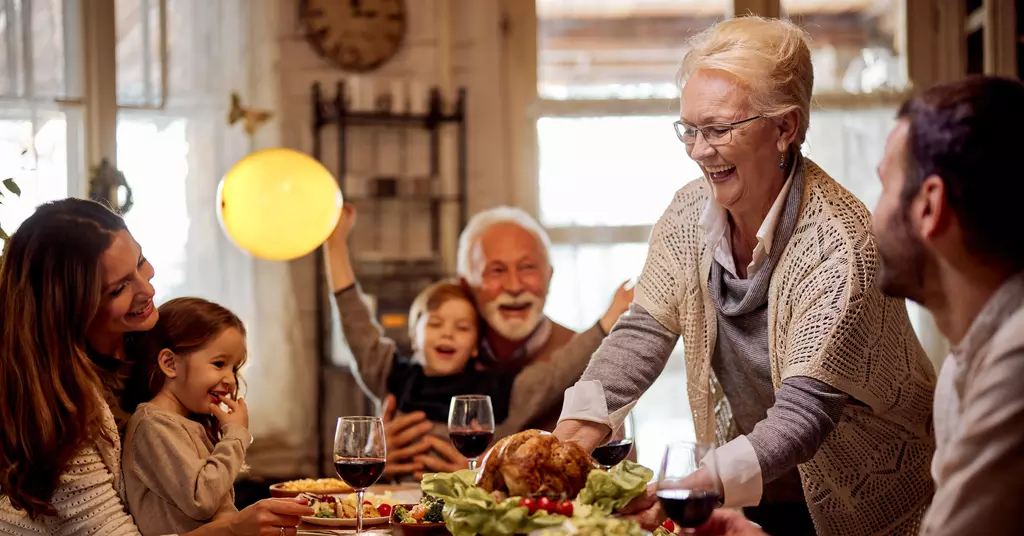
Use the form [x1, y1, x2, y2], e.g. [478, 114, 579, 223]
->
[217, 148, 343, 261]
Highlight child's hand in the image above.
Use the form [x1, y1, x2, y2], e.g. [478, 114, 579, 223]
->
[327, 203, 358, 247]
[210, 395, 249, 430]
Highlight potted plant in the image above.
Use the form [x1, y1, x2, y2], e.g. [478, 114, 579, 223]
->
[0, 176, 21, 250]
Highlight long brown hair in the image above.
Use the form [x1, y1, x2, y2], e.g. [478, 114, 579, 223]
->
[125, 297, 248, 442]
[0, 198, 128, 518]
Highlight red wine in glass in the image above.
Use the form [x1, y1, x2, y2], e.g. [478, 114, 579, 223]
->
[657, 441, 722, 534]
[335, 416, 386, 535]
[449, 430, 495, 459]
[592, 439, 633, 468]
[657, 489, 720, 528]
[334, 457, 386, 490]
[448, 395, 495, 471]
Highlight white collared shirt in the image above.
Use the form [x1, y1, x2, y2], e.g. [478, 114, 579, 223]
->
[698, 175, 794, 279]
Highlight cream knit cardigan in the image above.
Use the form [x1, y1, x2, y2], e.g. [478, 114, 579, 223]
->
[0, 404, 142, 535]
[636, 158, 937, 535]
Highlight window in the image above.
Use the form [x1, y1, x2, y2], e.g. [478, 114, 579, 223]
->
[535, 0, 730, 470]
[0, 0, 86, 235]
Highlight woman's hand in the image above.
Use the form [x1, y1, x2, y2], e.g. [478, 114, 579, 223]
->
[694, 510, 767, 536]
[380, 394, 432, 477]
[599, 279, 635, 333]
[227, 498, 312, 535]
[209, 396, 249, 430]
[618, 484, 664, 530]
[552, 419, 611, 452]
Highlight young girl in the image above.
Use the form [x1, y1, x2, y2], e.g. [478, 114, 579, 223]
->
[121, 297, 252, 536]
[324, 205, 633, 480]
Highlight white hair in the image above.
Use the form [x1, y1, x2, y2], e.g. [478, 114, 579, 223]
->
[456, 206, 552, 284]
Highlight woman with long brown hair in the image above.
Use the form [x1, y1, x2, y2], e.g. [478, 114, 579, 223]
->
[0, 198, 310, 534]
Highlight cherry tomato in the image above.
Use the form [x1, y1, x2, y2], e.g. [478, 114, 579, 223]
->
[554, 500, 573, 517]
[363, 501, 372, 506]
[537, 496, 554, 513]
[377, 504, 392, 517]
[519, 497, 538, 514]
[662, 519, 676, 532]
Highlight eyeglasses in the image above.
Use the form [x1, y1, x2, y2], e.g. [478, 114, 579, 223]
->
[673, 115, 762, 147]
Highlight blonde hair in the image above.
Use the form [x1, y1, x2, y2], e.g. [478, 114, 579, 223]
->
[678, 16, 814, 148]
[408, 278, 479, 343]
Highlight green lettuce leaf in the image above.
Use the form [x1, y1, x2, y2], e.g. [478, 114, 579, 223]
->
[577, 461, 653, 515]
[421, 471, 567, 536]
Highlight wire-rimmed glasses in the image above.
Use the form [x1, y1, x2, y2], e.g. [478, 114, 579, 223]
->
[673, 115, 762, 146]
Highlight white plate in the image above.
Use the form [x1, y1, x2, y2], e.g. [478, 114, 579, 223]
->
[300, 515, 390, 528]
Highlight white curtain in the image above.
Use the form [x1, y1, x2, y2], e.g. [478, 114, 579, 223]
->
[114, 0, 318, 479]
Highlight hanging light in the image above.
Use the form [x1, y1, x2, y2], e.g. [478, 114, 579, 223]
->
[217, 148, 342, 261]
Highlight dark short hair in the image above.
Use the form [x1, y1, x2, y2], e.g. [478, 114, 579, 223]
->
[897, 75, 1024, 270]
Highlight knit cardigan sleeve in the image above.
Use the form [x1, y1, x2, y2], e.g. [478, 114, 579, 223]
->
[0, 443, 143, 536]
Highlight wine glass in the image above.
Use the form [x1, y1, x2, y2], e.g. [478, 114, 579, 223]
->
[448, 395, 495, 471]
[592, 411, 635, 470]
[334, 416, 386, 534]
[656, 441, 723, 533]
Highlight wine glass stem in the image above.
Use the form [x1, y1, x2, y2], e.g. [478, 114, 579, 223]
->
[356, 489, 365, 534]
[468, 458, 477, 471]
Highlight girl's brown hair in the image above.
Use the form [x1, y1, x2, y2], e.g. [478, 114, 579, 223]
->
[0, 198, 128, 518]
[125, 297, 247, 442]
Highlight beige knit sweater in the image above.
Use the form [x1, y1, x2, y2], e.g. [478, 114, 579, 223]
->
[0, 404, 142, 535]
[636, 158, 937, 535]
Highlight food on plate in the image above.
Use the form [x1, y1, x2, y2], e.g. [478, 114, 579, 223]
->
[531, 516, 653, 536]
[276, 477, 353, 492]
[420, 459, 654, 536]
[304, 492, 398, 519]
[477, 429, 595, 498]
[393, 494, 446, 524]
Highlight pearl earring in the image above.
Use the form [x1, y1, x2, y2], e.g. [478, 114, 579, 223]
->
[779, 152, 786, 169]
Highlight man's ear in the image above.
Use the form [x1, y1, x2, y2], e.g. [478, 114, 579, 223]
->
[157, 349, 179, 379]
[459, 277, 474, 297]
[917, 175, 950, 241]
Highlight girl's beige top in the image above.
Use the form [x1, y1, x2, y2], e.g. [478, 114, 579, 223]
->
[636, 158, 937, 535]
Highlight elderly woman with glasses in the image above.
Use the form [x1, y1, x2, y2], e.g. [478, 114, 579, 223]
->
[553, 16, 936, 536]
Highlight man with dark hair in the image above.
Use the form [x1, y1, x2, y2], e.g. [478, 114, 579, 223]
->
[692, 75, 1024, 536]
[872, 75, 1024, 535]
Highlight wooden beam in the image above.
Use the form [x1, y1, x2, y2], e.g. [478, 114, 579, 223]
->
[82, 0, 118, 169]
[983, 0, 1018, 76]
[501, 0, 540, 217]
[729, 0, 781, 19]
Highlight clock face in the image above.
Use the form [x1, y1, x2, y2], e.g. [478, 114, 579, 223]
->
[300, 0, 407, 73]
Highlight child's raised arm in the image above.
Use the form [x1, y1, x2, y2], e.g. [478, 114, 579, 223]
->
[324, 204, 395, 399]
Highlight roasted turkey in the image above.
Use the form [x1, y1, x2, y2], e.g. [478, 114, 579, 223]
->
[476, 429, 596, 498]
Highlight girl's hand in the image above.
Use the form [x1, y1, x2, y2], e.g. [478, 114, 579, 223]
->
[210, 395, 250, 430]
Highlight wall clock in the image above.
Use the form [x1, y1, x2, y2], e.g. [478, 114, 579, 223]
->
[299, 0, 407, 73]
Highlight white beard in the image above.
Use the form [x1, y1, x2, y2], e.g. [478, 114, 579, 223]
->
[481, 292, 545, 341]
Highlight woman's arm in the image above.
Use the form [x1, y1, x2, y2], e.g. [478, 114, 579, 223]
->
[128, 414, 249, 521]
[324, 204, 395, 398]
[554, 303, 679, 450]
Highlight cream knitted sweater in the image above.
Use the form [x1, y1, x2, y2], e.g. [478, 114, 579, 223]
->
[636, 159, 937, 535]
[0, 404, 142, 535]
